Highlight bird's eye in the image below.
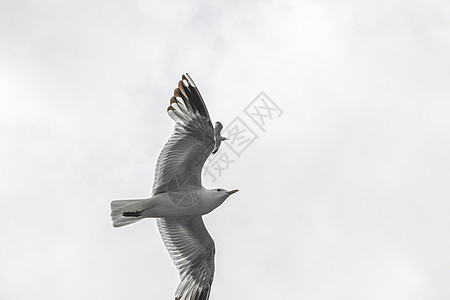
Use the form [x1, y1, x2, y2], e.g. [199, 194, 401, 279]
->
[216, 189, 221, 192]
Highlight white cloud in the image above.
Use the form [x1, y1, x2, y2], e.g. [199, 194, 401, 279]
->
[1, 0, 449, 299]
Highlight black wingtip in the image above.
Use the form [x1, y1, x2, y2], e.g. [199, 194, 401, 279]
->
[179, 74, 209, 118]
[122, 211, 142, 217]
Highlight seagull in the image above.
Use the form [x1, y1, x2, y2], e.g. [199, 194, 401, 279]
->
[111, 74, 239, 300]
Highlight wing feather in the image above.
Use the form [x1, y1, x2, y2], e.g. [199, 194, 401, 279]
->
[157, 217, 215, 300]
[152, 74, 214, 195]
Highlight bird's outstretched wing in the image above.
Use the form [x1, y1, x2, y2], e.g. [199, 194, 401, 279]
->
[157, 217, 215, 300]
[152, 74, 214, 196]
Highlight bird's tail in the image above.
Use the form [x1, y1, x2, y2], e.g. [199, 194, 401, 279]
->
[110, 199, 145, 228]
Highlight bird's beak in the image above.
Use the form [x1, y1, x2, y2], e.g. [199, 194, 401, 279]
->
[227, 189, 239, 195]
[222, 136, 228, 141]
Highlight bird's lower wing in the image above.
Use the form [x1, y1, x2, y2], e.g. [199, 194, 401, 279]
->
[157, 217, 215, 300]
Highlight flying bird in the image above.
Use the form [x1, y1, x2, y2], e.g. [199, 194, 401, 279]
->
[111, 74, 238, 300]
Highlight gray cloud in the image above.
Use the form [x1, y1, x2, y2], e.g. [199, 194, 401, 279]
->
[1, 0, 449, 299]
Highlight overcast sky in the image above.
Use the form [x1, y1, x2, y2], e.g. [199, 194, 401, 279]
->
[1, 0, 450, 299]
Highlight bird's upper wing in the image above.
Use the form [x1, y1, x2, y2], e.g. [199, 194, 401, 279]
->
[157, 217, 215, 300]
[152, 74, 214, 196]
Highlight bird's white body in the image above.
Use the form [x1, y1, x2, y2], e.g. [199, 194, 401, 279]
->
[111, 188, 234, 227]
[144, 189, 229, 217]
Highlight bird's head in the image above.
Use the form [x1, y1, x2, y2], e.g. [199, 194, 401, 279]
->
[202, 188, 239, 211]
[212, 188, 238, 199]
[214, 122, 228, 142]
